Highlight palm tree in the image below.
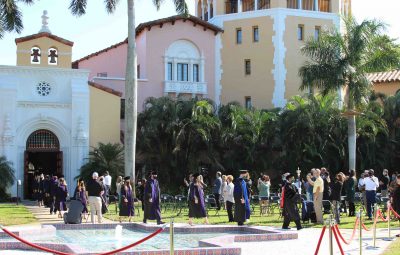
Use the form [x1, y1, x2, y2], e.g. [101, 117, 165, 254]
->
[0, 156, 15, 199]
[0, 0, 34, 38]
[69, 0, 188, 183]
[299, 16, 400, 171]
[77, 143, 124, 188]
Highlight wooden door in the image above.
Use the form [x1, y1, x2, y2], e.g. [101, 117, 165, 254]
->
[56, 151, 63, 176]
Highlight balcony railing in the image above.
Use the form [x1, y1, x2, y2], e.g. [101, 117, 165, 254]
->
[164, 81, 207, 95]
[287, 0, 330, 11]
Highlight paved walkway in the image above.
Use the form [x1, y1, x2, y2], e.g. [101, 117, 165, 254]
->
[236, 226, 400, 255]
[22, 200, 114, 225]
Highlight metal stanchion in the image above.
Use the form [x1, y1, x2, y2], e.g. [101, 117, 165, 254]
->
[170, 218, 174, 255]
[327, 214, 334, 255]
[358, 208, 362, 255]
[372, 204, 378, 248]
[383, 203, 393, 241]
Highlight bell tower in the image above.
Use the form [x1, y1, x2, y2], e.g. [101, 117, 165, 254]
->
[15, 10, 74, 68]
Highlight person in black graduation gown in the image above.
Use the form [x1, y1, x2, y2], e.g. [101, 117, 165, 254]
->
[233, 170, 251, 226]
[282, 174, 303, 230]
[390, 175, 400, 225]
[143, 171, 164, 225]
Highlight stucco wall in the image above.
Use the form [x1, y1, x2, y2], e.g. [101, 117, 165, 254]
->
[77, 42, 128, 80]
[373, 82, 400, 96]
[284, 15, 335, 100]
[145, 20, 217, 102]
[89, 86, 121, 147]
[220, 16, 275, 109]
[16, 37, 72, 68]
[79, 19, 217, 112]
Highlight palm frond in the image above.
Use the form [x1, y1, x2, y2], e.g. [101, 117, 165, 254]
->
[69, 0, 87, 16]
[104, 0, 119, 14]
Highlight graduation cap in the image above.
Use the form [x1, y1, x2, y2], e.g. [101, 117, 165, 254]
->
[193, 173, 200, 179]
[239, 170, 248, 174]
[151, 171, 158, 176]
[285, 174, 295, 180]
[124, 176, 131, 181]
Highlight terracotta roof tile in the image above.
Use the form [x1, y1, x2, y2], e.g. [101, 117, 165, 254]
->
[135, 14, 223, 35]
[72, 14, 222, 66]
[367, 69, 400, 83]
[15, 32, 74, 46]
[88, 81, 122, 97]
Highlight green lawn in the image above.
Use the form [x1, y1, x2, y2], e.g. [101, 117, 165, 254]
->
[104, 202, 400, 230]
[382, 238, 400, 255]
[0, 203, 37, 226]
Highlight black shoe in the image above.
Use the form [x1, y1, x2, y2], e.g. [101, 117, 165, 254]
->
[238, 222, 244, 226]
[282, 227, 291, 230]
[297, 226, 303, 230]
[157, 221, 165, 225]
[143, 220, 147, 224]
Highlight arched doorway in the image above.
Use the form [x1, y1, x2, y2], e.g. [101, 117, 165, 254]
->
[24, 129, 63, 199]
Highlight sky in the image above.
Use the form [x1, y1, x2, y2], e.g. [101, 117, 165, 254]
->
[0, 0, 399, 65]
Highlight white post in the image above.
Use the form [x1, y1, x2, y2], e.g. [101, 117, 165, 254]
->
[254, 0, 258, 10]
[201, 0, 205, 19]
[314, 0, 319, 11]
[213, 0, 217, 17]
[172, 58, 177, 81]
[298, 0, 302, 9]
[200, 57, 205, 83]
[238, 0, 242, 12]
[195, 0, 198, 17]
[189, 60, 193, 82]
[207, 0, 211, 20]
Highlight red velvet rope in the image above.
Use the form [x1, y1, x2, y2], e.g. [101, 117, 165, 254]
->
[361, 222, 370, 231]
[0, 225, 166, 255]
[314, 225, 327, 255]
[390, 206, 400, 219]
[334, 218, 358, 245]
[377, 210, 388, 222]
[332, 226, 345, 255]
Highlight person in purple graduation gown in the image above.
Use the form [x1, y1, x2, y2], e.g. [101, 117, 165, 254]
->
[143, 171, 163, 225]
[188, 173, 209, 225]
[77, 180, 88, 219]
[119, 176, 135, 222]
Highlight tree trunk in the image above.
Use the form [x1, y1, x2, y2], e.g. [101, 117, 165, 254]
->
[125, 0, 138, 197]
[347, 115, 356, 171]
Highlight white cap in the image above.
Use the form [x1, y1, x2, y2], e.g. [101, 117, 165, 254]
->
[92, 172, 99, 179]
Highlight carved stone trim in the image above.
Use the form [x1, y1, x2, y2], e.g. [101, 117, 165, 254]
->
[18, 101, 71, 109]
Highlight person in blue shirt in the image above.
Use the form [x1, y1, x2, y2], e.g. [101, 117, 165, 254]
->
[234, 170, 250, 226]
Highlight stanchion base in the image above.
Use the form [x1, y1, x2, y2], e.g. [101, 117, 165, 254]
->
[366, 246, 380, 250]
[382, 237, 394, 241]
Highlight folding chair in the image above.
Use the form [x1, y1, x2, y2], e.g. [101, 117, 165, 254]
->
[205, 197, 220, 216]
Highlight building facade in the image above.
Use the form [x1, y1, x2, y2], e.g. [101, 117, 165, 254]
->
[201, 0, 350, 109]
[0, 13, 121, 198]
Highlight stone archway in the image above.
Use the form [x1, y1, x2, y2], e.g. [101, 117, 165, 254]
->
[24, 129, 62, 199]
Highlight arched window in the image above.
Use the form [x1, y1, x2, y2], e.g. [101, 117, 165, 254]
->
[26, 129, 59, 151]
[165, 40, 202, 83]
[31, 46, 41, 64]
[48, 47, 58, 65]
